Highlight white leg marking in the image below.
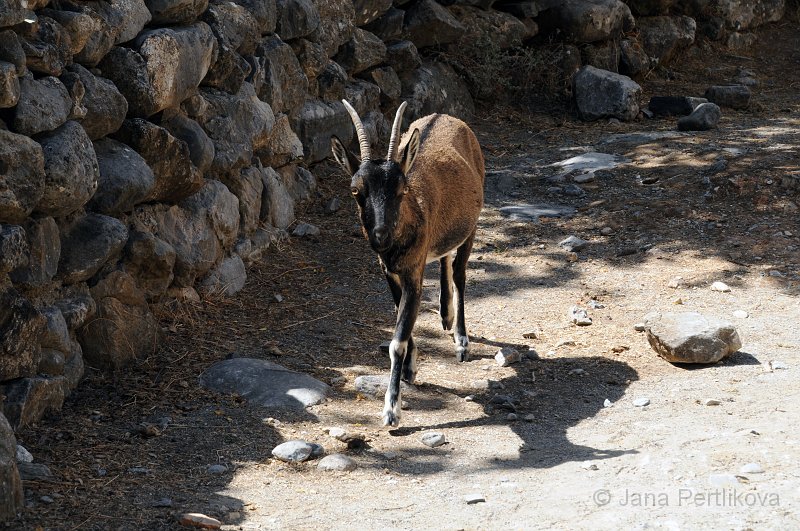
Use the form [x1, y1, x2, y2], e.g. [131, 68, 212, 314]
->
[383, 339, 407, 426]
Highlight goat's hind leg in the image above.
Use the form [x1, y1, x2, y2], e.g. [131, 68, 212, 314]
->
[439, 255, 454, 331]
[452, 232, 475, 362]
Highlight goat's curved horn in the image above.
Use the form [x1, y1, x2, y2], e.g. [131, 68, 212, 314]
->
[386, 101, 408, 162]
[341, 99, 371, 162]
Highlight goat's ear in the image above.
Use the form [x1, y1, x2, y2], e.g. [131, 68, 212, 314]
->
[330, 136, 360, 174]
[400, 128, 420, 175]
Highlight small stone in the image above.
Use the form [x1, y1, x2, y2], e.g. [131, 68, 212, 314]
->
[153, 498, 173, 507]
[708, 473, 738, 487]
[495, 347, 521, 366]
[704, 399, 721, 406]
[634, 323, 647, 332]
[559, 235, 589, 252]
[327, 427, 347, 440]
[421, 432, 446, 448]
[274, 294, 284, 302]
[569, 368, 585, 376]
[272, 440, 314, 463]
[673, 297, 683, 305]
[465, 493, 485, 504]
[40, 495, 54, 504]
[16, 444, 33, 463]
[506, 413, 518, 421]
[633, 397, 650, 407]
[292, 222, 320, 237]
[667, 277, 683, 288]
[600, 226, 614, 235]
[603, 399, 612, 408]
[128, 467, 150, 474]
[318, 454, 357, 472]
[711, 281, 731, 292]
[769, 360, 789, 371]
[524, 414, 535, 422]
[573, 173, 594, 184]
[587, 300, 605, 309]
[566, 252, 578, 263]
[324, 197, 341, 214]
[207, 464, 227, 474]
[739, 463, 764, 474]
[310, 443, 325, 457]
[569, 306, 592, 326]
[580, 462, 599, 471]
[179, 513, 222, 529]
[464, 395, 475, 402]
[555, 340, 576, 348]
[522, 329, 540, 339]
[470, 379, 490, 390]
[733, 309, 749, 318]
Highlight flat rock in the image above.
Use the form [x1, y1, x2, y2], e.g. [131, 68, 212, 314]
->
[354, 374, 412, 396]
[179, 512, 222, 529]
[465, 493, 485, 504]
[710, 281, 731, 292]
[200, 358, 329, 409]
[421, 432, 446, 448]
[317, 454, 357, 471]
[704, 85, 750, 110]
[498, 203, 576, 222]
[678, 102, 722, 132]
[272, 440, 314, 462]
[633, 397, 650, 407]
[739, 462, 764, 474]
[644, 311, 742, 364]
[559, 235, 589, 252]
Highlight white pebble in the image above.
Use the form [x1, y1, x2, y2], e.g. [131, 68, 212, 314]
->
[739, 462, 764, 474]
[421, 432, 446, 448]
[603, 399, 612, 408]
[465, 493, 485, 504]
[733, 310, 749, 318]
[633, 397, 650, 407]
[711, 281, 731, 292]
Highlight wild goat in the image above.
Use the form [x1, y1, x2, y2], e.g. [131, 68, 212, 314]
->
[331, 100, 485, 427]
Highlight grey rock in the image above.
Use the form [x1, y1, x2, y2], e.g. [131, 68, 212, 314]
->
[258, 113, 304, 168]
[121, 231, 176, 301]
[633, 397, 650, 407]
[637, 15, 696, 65]
[403, 0, 465, 49]
[86, 0, 152, 45]
[449, 5, 528, 52]
[15, 445, 32, 464]
[739, 462, 764, 474]
[232, 0, 278, 34]
[56, 296, 96, 331]
[39, 307, 70, 353]
[260, 167, 295, 230]
[202, 1, 261, 55]
[536, 0, 634, 43]
[569, 306, 592, 326]
[0, 30, 26, 74]
[402, 60, 474, 121]
[0, 376, 66, 429]
[0, 415, 23, 520]
[324, 197, 341, 214]
[0, 225, 27, 274]
[99, 23, 216, 117]
[161, 112, 215, 174]
[112, 118, 203, 204]
[309, 442, 325, 458]
[17, 462, 52, 482]
[316, 60, 348, 101]
[200, 254, 247, 296]
[221, 166, 263, 237]
[194, 84, 275, 180]
[41, 9, 99, 58]
[275, 0, 320, 40]
[499, 203, 576, 222]
[38, 349, 66, 377]
[335, 28, 386, 75]
[364, 66, 401, 103]
[292, 99, 353, 163]
[0, 61, 19, 108]
[153, 497, 173, 507]
[207, 464, 227, 475]
[363, 6, 404, 41]
[678, 102, 722, 131]
[769, 360, 788, 371]
[715, 0, 784, 31]
[57, 213, 128, 285]
[67, 5, 116, 66]
[559, 235, 589, 252]
[311, 0, 356, 57]
[80, 271, 160, 371]
[292, 223, 320, 237]
[353, 0, 393, 26]
[290, 38, 328, 83]
[202, 42, 251, 94]
[354, 375, 412, 396]
[704, 398, 721, 406]
[574, 66, 641, 121]
[421, 432, 446, 448]
[271, 440, 314, 462]
[318, 454, 357, 471]
[146, 0, 209, 25]
[495, 347, 521, 367]
[35, 121, 99, 217]
[465, 493, 485, 504]
[618, 38, 650, 77]
[710, 281, 731, 292]
[386, 40, 421, 75]
[253, 36, 307, 117]
[644, 311, 742, 364]
[19, 17, 73, 77]
[648, 96, 705, 117]
[66, 64, 128, 140]
[704, 85, 750, 110]
[63, 340, 85, 394]
[0, 284, 46, 381]
[200, 358, 330, 409]
[14, 75, 71, 136]
[88, 138, 155, 215]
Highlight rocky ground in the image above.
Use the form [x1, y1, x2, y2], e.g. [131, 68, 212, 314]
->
[11, 20, 800, 531]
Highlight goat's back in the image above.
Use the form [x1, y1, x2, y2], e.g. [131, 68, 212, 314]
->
[400, 114, 485, 258]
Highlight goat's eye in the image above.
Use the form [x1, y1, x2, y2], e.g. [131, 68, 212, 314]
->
[402, 186, 410, 195]
[351, 187, 360, 196]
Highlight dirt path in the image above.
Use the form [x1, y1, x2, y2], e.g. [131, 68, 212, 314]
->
[14, 21, 800, 531]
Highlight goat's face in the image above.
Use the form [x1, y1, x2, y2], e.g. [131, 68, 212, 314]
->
[349, 160, 409, 252]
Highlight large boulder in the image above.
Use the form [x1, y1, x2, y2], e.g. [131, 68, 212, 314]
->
[403, 0, 466, 49]
[0, 129, 45, 224]
[619, 38, 650, 78]
[0, 226, 27, 274]
[0, 376, 66, 429]
[191, 84, 275, 180]
[9, 217, 60, 287]
[203, 0, 261, 55]
[276, 0, 321, 40]
[19, 16, 73, 77]
[637, 15, 696, 65]
[231, 0, 277, 34]
[573, 65, 641, 121]
[66, 64, 128, 140]
[137, 180, 239, 286]
[254, 36, 308, 117]
[83, 0, 152, 45]
[712, 0, 785, 31]
[112, 119, 203, 203]
[89, 138, 156, 215]
[0, 61, 20, 108]
[146, 0, 209, 25]
[316, 60, 348, 101]
[0, 413, 22, 521]
[39, 306, 71, 354]
[98, 23, 216, 117]
[311, 0, 355, 57]
[644, 311, 742, 364]
[79, 271, 160, 371]
[35, 121, 99, 217]
[70, 5, 118, 66]
[334, 28, 386, 75]
[42, 9, 102, 58]
[202, 41, 251, 93]
[386, 40, 421, 75]
[200, 254, 247, 296]
[401, 60, 475, 121]
[57, 213, 129, 285]
[220, 166, 263, 237]
[121, 230, 176, 301]
[13, 75, 71, 136]
[353, 0, 392, 25]
[292, 99, 353, 164]
[258, 113, 304, 168]
[448, 5, 528, 50]
[0, 282, 45, 382]
[260, 167, 295, 229]
[161, 111, 215, 174]
[363, 6, 404, 41]
[536, 0, 634, 43]
[0, 30, 26, 75]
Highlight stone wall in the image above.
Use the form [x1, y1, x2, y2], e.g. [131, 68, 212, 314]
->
[0, 0, 788, 520]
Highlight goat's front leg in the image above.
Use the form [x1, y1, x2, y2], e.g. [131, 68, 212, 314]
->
[452, 232, 475, 362]
[383, 269, 422, 427]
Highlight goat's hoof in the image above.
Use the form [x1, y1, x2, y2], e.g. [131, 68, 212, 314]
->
[455, 346, 469, 362]
[401, 370, 417, 385]
[441, 316, 454, 331]
[382, 410, 400, 427]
